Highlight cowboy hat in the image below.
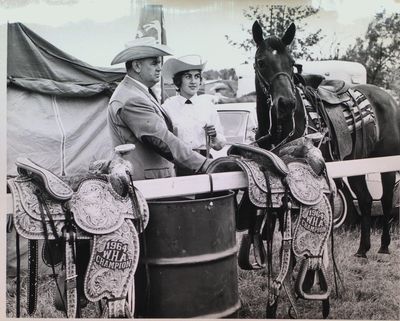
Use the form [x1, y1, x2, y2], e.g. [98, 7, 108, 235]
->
[162, 55, 207, 83]
[111, 37, 173, 65]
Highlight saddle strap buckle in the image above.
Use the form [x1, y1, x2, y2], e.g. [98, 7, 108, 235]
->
[295, 257, 330, 301]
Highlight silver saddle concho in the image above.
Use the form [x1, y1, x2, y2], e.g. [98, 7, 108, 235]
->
[206, 140, 334, 318]
[8, 144, 149, 318]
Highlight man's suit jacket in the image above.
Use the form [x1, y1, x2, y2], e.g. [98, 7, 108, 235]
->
[107, 75, 206, 180]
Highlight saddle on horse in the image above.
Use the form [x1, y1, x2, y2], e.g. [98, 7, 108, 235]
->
[299, 79, 377, 160]
[206, 139, 335, 318]
[8, 144, 149, 318]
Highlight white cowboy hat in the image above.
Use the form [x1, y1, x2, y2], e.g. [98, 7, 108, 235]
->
[111, 37, 173, 65]
[162, 55, 207, 83]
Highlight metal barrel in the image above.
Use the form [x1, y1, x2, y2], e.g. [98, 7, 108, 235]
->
[135, 191, 240, 318]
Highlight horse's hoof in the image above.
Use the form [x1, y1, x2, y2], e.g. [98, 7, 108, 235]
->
[378, 247, 390, 254]
[354, 252, 367, 258]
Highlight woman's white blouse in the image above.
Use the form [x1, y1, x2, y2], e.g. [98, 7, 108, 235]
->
[162, 94, 226, 150]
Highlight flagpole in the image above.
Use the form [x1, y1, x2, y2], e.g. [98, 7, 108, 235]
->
[160, 6, 165, 104]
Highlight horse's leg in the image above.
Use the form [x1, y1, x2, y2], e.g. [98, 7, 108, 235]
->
[378, 171, 395, 254]
[348, 175, 372, 257]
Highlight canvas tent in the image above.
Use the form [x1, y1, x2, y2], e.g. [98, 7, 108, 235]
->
[7, 22, 125, 177]
[6, 22, 127, 277]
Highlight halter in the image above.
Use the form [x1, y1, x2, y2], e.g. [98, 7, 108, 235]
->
[254, 62, 297, 149]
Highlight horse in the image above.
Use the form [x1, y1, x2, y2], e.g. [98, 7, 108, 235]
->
[251, 20, 400, 258]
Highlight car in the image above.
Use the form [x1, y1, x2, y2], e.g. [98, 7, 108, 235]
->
[211, 102, 257, 158]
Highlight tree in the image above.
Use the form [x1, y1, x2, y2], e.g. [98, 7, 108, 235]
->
[341, 11, 400, 88]
[202, 68, 238, 80]
[225, 4, 325, 62]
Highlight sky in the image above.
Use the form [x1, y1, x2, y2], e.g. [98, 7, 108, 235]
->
[1, 0, 399, 70]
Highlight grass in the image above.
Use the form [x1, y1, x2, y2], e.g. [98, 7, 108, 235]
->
[237, 223, 400, 319]
[6, 223, 399, 319]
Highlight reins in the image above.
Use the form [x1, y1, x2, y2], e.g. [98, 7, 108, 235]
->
[253, 63, 297, 149]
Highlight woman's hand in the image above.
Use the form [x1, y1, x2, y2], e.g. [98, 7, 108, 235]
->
[204, 124, 217, 138]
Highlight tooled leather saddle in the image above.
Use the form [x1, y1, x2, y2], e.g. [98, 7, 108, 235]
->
[206, 138, 335, 319]
[297, 78, 377, 161]
[8, 144, 148, 318]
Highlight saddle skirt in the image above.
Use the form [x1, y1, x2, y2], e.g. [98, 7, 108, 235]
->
[84, 219, 140, 316]
[71, 178, 149, 235]
[293, 194, 332, 259]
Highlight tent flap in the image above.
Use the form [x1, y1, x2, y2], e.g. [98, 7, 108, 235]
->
[7, 22, 125, 94]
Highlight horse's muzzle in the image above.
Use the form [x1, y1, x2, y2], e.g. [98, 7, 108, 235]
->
[275, 96, 296, 119]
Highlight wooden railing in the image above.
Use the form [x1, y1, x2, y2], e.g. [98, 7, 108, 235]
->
[6, 155, 400, 213]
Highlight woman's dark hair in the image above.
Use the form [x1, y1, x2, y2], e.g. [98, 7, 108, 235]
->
[172, 71, 185, 90]
[172, 70, 202, 91]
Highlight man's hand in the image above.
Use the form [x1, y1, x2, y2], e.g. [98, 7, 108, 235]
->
[204, 124, 217, 138]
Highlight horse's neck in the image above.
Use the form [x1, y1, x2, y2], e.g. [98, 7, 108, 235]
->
[256, 86, 306, 149]
[293, 87, 307, 138]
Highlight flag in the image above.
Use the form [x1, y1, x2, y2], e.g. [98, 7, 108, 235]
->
[136, 4, 167, 45]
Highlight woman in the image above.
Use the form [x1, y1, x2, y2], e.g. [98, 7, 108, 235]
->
[162, 55, 226, 172]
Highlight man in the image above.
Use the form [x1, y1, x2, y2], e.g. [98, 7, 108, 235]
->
[108, 37, 211, 180]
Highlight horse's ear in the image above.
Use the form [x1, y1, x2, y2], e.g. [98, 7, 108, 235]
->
[252, 21, 264, 47]
[281, 23, 296, 46]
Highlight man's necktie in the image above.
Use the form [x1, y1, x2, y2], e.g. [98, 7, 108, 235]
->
[148, 88, 158, 102]
[185, 99, 192, 104]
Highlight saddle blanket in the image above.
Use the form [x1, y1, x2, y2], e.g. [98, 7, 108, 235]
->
[300, 87, 376, 133]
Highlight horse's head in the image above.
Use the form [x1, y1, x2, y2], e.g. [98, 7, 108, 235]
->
[252, 21, 296, 122]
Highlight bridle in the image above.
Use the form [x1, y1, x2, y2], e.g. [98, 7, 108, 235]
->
[253, 60, 297, 150]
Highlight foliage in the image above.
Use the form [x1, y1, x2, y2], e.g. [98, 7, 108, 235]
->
[225, 5, 325, 62]
[203, 68, 238, 80]
[341, 11, 400, 88]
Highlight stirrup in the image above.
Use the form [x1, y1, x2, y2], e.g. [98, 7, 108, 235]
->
[238, 234, 266, 270]
[295, 258, 330, 301]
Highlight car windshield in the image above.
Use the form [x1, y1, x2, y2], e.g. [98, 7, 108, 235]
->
[217, 111, 249, 143]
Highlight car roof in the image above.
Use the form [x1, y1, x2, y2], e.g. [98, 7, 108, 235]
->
[215, 102, 256, 112]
